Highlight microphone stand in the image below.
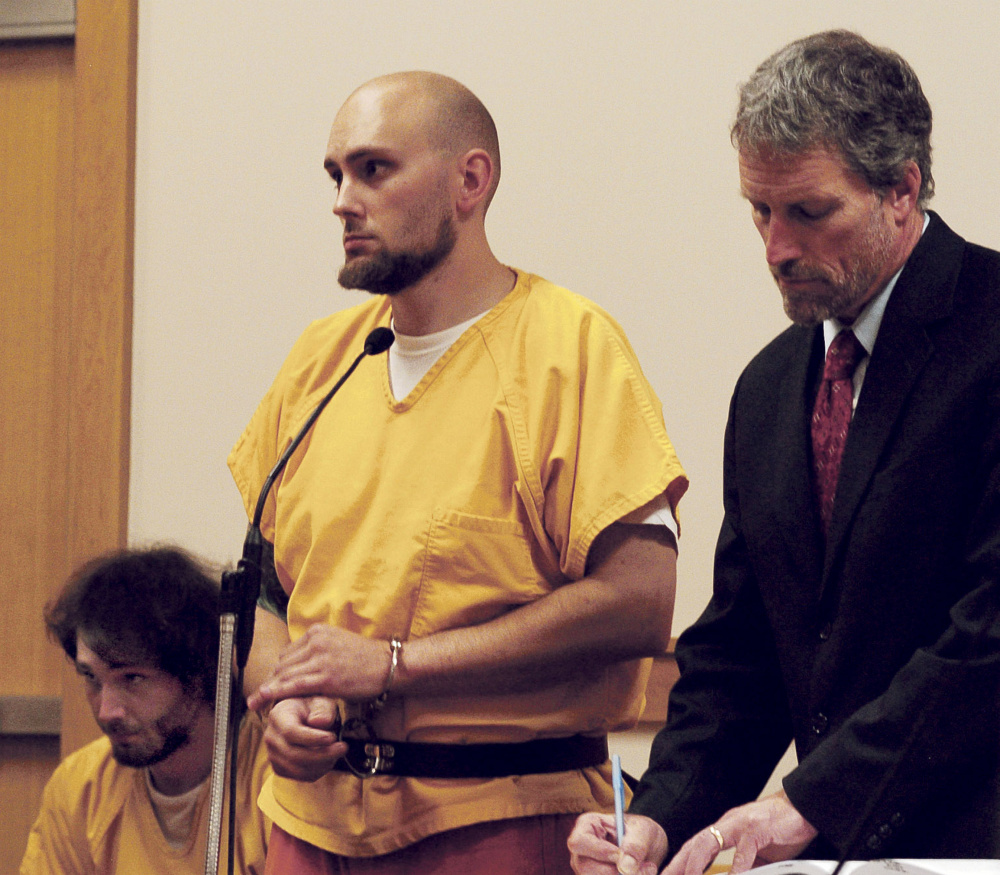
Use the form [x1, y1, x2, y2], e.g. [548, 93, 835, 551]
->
[203, 327, 394, 875]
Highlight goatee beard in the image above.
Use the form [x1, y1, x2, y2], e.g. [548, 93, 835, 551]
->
[339, 216, 457, 296]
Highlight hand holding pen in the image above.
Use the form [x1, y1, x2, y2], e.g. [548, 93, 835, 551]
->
[566, 757, 670, 875]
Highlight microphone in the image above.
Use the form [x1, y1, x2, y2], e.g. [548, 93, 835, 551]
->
[364, 326, 394, 356]
[207, 325, 393, 875]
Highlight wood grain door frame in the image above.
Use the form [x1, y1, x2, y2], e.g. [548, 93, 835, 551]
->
[60, 0, 137, 757]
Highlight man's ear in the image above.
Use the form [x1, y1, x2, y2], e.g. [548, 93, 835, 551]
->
[454, 148, 494, 215]
[886, 160, 922, 222]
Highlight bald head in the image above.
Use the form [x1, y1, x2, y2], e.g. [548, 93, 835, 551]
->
[344, 72, 501, 210]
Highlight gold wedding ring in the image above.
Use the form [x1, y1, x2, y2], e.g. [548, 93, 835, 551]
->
[708, 825, 725, 851]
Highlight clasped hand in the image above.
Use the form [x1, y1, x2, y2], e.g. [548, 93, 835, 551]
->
[249, 623, 390, 708]
[247, 624, 391, 782]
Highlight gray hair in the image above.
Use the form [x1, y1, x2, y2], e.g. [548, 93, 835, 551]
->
[732, 30, 934, 205]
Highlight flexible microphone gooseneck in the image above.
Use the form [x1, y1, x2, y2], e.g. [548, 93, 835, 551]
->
[204, 326, 394, 875]
[236, 325, 395, 674]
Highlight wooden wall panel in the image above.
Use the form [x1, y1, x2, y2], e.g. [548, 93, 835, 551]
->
[0, 39, 75, 702]
[0, 41, 75, 875]
[61, 0, 137, 761]
[0, 737, 61, 871]
[0, 0, 136, 867]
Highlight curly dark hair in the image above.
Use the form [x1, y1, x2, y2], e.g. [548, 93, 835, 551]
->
[732, 30, 934, 205]
[45, 546, 221, 703]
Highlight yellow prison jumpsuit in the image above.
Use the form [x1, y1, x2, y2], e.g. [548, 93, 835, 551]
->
[228, 270, 687, 857]
[20, 715, 270, 874]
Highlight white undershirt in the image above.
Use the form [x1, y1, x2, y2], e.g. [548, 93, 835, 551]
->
[145, 770, 207, 849]
[388, 314, 482, 401]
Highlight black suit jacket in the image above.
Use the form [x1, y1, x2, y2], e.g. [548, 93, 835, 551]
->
[631, 213, 1000, 860]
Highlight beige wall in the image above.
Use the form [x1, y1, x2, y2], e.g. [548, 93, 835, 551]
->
[130, 2, 1000, 777]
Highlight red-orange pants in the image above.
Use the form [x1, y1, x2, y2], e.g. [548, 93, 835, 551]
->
[264, 814, 578, 875]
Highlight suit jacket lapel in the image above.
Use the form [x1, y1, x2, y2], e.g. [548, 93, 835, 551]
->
[821, 213, 962, 587]
[771, 326, 826, 589]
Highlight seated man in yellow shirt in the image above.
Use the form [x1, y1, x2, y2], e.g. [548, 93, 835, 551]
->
[20, 546, 270, 874]
[234, 70, 688, 874]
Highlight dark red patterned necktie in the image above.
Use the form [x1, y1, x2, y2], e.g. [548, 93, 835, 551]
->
[811, 329, 866, 535]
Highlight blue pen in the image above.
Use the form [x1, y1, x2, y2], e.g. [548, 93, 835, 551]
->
[612, 754, 626, 847]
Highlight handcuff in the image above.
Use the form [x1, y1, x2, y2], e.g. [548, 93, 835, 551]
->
[333, 636, 403, 778]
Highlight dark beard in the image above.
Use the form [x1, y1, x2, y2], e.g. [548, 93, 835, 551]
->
[108, 719, 192, 768]
[339, 215, 457, 296]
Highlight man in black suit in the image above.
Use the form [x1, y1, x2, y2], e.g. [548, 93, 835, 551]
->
[568, 29, 1000, 875]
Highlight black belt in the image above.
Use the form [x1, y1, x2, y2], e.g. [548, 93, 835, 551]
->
[333, 733, 608, 779]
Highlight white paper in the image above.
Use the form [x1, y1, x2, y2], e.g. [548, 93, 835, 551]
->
[748, 861, 1000, 875]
